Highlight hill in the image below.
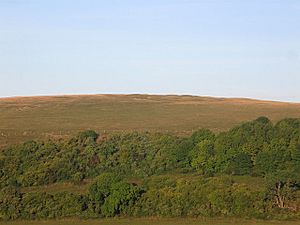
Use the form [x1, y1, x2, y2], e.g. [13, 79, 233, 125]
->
[1, 94, 300, 146]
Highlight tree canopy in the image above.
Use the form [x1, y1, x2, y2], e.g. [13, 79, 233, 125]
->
[1, 117, 300, 220]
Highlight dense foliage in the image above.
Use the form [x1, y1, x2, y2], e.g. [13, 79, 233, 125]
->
[1, 117, 300, 220]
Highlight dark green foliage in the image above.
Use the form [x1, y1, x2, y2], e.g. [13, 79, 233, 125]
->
[255, 116, 271, 124]
[227, 153, 253, 175]
[289, 138, 300, 161]
[88, 173, 142, 217]
[0, 187, 22, 220]
[1, 117, 300, 220]
[88, 173, 121, 212]
[190, 129, 215, 145]
[78, 130, 99, 142]
[133, 176, 264, 218]
[0, 132, 185, 188]
[21, 192, 86, 219]
[101, 181, 142, 217]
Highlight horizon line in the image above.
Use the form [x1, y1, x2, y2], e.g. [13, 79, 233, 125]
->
[0, 92, 299, 104]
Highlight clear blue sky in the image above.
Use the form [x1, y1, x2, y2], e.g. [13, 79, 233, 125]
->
[0, 0, 300, 102]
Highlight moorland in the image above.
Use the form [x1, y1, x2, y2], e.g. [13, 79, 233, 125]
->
[1, 94, 300, 146]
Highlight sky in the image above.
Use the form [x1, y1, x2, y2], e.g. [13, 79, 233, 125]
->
[0, 0, 300, 102]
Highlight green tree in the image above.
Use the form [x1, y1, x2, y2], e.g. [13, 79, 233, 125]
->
[265, 170, 300, 210]
[227, 153, 253, 175]
[88, 173, 120, 208]
[77, 130, 99, 146]
[191, 140, 215, 175]
[0, 187, 22, 220]
[190, 129, 215, 145]
[101, 181, 142, 217]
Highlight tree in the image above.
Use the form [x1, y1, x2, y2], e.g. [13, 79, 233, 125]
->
[265, 170, 300, 210]
[0, 187, 22, 220]
[190, 140, 215, 175]
[289, 138, 300, 161]
[78, 130, 99, 145]
[101, 181, 142, 217]
[89, 173, 119, 204]
[88, 173, 142, 216]
[254, 138, 290, 175]
[190, 129, 215, 145]
[227, 153, 253, 175]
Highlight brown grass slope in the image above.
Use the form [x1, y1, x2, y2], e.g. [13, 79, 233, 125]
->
[1, 94, 300, 147]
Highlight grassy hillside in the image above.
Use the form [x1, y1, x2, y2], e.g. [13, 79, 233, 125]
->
[1, 94, 300, 146]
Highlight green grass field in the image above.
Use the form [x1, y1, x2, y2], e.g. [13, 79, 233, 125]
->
[1, 218, 300, 225]
[1, 94, 300, 147]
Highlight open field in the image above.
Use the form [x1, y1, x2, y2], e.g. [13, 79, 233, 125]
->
[1, 94, 300, 147]
[1, 218, 300, 225]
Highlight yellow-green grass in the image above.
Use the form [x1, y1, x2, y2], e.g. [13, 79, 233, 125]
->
[231, 175, 266, 191]
[1, 94, 300, 147]
[21, 179, 93, 194]
[1, 218, 300, 225]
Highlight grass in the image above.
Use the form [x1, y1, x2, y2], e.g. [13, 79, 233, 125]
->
[21, 179, 92, 194]
[231, 175, 266, 191]
[1, 218, 300, 225]
[1, 94, 300, 147]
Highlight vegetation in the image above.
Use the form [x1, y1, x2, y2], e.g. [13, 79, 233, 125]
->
[1, 117, 300, 221]
[1, 94, 300, 147]
[3, 218, 300, 225]
[1, 218, 300, 225]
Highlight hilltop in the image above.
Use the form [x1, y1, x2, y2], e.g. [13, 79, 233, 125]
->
[1, 94, 300, 146]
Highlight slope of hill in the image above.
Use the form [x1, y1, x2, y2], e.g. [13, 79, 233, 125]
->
[1, 94, 300, 147]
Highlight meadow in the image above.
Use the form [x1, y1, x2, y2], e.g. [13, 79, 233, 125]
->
[1, 94, 300, 147]
[1, 218, 300, 225]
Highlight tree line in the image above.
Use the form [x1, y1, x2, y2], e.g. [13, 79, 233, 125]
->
[1, 117, 300, 220]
